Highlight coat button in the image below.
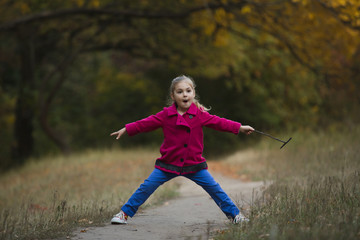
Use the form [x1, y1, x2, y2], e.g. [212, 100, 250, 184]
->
[189, 115, 193, 119]
[180, 158, 184, 162]
[184, 144, 188, 147]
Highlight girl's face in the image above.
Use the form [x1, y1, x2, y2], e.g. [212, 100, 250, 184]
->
[171, 80, 195, 113]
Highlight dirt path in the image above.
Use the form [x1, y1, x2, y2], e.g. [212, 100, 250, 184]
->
[70, 172, 264, 240]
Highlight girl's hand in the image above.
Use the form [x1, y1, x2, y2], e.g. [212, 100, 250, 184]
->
[110, 127, 127, 140]
[239, 125, 254, 135]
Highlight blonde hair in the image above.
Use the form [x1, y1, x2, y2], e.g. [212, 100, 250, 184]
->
[168, 75, 210, 112]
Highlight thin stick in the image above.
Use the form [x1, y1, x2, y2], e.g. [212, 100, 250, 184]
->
[254, 130, 285, 143]
[254, 130, 292, 149]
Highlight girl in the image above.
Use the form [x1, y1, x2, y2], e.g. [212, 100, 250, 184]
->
[110, 75, 254, 224]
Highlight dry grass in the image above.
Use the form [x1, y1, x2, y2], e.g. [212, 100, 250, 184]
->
[211, 126, 360, 181]
[0, 148, 179, 240]
[2, 125, 359, 240]
[214, 125, 360, 240]
[208, 149, 270, 181]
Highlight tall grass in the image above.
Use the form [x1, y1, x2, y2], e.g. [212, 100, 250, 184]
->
[0, 148, 178, 240]
[215, 125, 360, 240]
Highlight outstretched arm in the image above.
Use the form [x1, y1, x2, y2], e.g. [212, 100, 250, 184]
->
[110, 127, 127, 140]
[239, 125, 254, 135]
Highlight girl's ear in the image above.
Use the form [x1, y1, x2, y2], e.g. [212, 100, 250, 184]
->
[170, 93, 175, 101]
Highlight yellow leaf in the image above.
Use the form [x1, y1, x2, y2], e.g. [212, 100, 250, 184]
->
[357, 19, 360, 26]
[214, 28, 229, 46]
[203, 21, 216, 36]
[214, 8, 227, 23]
[91, 0, 100, 8]
[338, 0, 347, 6]
[311, 105, 319, 113]
[300, 0, 309, 6]
[76, 0, 84, 7]
[18, 3, 30, 14]
[241, 5, 251, 14]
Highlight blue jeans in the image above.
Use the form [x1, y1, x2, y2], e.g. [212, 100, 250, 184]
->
[121, 168, 240, 219]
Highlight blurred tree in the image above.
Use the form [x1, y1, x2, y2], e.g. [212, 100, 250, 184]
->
[222, 0, 360, 123]
[0, 0, 232, 165]
[0, 0, 359, 169]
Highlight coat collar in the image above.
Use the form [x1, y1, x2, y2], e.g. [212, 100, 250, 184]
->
[167, 102, 198, 116]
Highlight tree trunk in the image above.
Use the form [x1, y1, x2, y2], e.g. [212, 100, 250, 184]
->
[12, 32, 36, 164]
[39, 70, 71, 155]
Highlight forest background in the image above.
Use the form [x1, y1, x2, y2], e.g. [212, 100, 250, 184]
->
[0, 0, 359, 171]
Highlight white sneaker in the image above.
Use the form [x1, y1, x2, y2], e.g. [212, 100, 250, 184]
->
[111, 210, 128, 224]
[233, 213, 249, 224]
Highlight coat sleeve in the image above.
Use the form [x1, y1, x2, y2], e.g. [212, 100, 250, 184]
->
[200, 111, 241, 135]
[125, 110, 165, 136]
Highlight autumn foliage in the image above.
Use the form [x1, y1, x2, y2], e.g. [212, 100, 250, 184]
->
[0, 0, 359, 169]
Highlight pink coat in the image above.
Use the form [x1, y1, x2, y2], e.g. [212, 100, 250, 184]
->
[125, 103, 241, 175]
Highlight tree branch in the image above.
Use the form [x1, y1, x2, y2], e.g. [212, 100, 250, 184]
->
[0, 3, 227, 31]
[38, 24, 107, 154]
[314, 0, 360, 31]
[235, 5, 321, 75]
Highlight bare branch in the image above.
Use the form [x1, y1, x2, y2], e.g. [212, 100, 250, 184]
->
[38, 24, 107, 153]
